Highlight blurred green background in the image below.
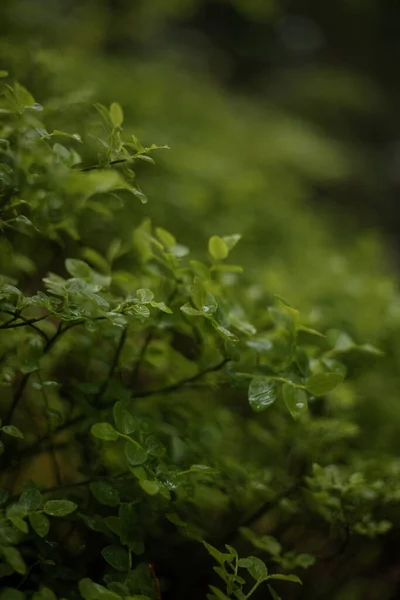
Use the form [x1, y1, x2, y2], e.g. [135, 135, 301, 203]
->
[2, 1, 400, 598]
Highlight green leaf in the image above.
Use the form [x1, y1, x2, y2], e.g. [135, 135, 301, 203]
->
[90, 481, 120, 507]
[137, 288, 154, 303]
[101, 545, 130, 571]
[306, 372, 344, 397]
[248, 378, 277, 412]
[19, 488, 42, 511]
[29, 512, 50, 538]
[9, 517, 28, 534]
[125, 441, 147, 466]
[155, 227, 176, 248]
[150, 300, 172, 313]
[65, 258, 92, 279]
[2, 546, 26, 575]
[139, 480, 160, 495]
[0, 589, 25, 600]
[180, 303, 202, 316]
[208, 236, 229, 260]
[104, 516, 123, 536]
[79, 578, 121, 600]
[240, 528, 281, 555]
[212, 324, 239, 343]
[208, 587, 231, 600]
[222, 234, 241, 251]
[32, 587, 57, 600]
[238, 556, 268, 581]
[188, 464, 219, 475]
[268, 574, 302, 584]
[144, 435, 166, 457]
[282, 384, 308, 420]
[0, 71, 8, 78]
[91, 423, 120, 442]
[113, 402, 136, 435]
[295, 554, 315, 568]
[110, 102, 124, 127]
[44, 500, 77, 517]
[2, 426, 24, 439]
[203, 541, 232, 565]
[0, 563, 14, 578]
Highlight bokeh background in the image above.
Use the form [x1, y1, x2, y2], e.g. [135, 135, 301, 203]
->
[3, 2, 400, 599]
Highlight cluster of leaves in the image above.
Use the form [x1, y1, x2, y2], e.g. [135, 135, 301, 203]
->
[1, 71, 400, 600]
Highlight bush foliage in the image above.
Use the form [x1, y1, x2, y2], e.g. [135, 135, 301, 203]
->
[1, 14, 400, 600]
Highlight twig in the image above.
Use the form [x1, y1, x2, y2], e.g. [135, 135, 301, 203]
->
[5, 320, 65, 424]
[9, 357, 230, 466]
[130, 286, 178, 386]
[37, 370, 62, 486]
[128, 356, 230, 401]
[95, 327, 127, 402]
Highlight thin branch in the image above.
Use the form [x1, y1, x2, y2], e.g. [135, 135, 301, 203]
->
[221, 481, 301, 548]
[130, 286, 178, 386]
[128, 356, 230, 401]
[38, 370, 62, 485]
[10, 357, 230, 465]
[5, 320, 65, 424]
[0, 313, 49, 340]
[80, 158, 130, 172]
[95, 327, 127, 401]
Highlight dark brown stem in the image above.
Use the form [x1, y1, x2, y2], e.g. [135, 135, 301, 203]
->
[9, 357, 230, 466]
[95, 327, 127, 401]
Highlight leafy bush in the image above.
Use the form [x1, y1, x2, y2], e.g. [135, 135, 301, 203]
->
[1, 65, 400, 600]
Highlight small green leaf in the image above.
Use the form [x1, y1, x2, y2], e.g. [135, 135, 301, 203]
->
[137, 288, 154, 303]
[155, 227, 176, 248]
[91, 423, 120, 442]
[0, 71, 8, 78]
[222, 234, 241, 251]
[65, 258, 92, 279]
[0, 589, 25, 600]
[268, 574, 302, 584]
[32, 587, 57, 600]
[295, 553, 315, 568]
[79, 578, 121, 600]
[29, 512, 50, 538]
[90, 481, 120, 507]
[2, 546, 26, 575]
[208, 587, 231, 600]
[282, 384, 308, 420]
[110, 102, 124, 127]
[19, 488, 42, 511]
[125, 441, 147, 466]
[150, 300, 172, 313]
[203, 542, 232, 565]
[2, 426, 24, 439]
[104, 516, 123, 536]
[113, 402, 136, 435]
[213, 324, 239, 343]
[306, 372, 344, 397]
[9, 517, 28, 534]
[188, 464, 219, 475]
[208, 236, 229, 260]
[139, 479, 160, 495]
[180, 303, 202, 316]
[101, 544, 129, 571]
[44, 500, 77, 517]
[248, 378, 277, 412]
[238, 556, 268, 581]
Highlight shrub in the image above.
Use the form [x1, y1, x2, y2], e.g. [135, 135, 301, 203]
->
[1, 75, 400, 600]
